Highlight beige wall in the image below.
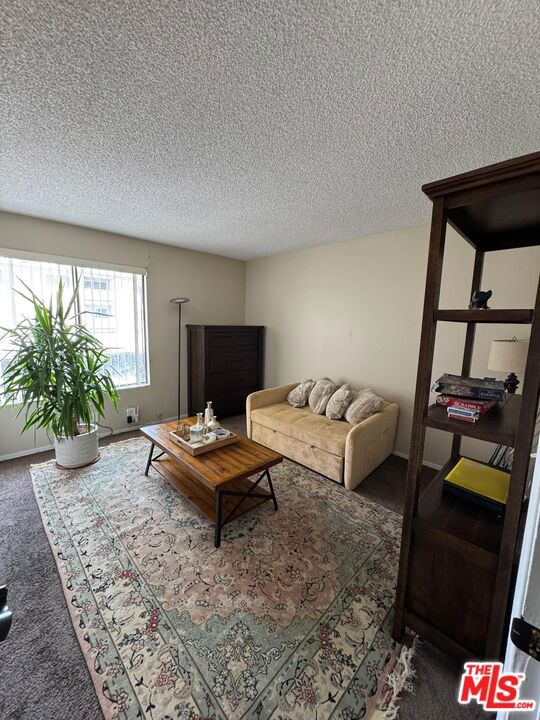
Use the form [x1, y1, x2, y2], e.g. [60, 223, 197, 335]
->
[0, 211, 246, 458]
[2, 210, 538, 467]
[245, 225, 540, 467]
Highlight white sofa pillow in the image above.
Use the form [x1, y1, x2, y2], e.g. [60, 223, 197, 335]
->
[345, 388, 384, 424]
[287, 379, 316, 408]
[308, 378, 337, 415]
[326, 383, 353, 419]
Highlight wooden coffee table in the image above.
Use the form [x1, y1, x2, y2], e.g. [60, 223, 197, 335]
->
[141, 420, 283, 547]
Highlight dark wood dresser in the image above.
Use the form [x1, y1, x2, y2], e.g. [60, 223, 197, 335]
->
[187, 325, 264, 418]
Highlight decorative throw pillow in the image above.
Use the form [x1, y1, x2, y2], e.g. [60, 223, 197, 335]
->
[326, 384, 353, 420]
[345, 388, 384, 424]
[287, 379, 316, 408]
[308, 378, 337, 415]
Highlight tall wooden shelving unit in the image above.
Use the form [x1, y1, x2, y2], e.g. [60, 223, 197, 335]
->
[393, 152, 540, 660]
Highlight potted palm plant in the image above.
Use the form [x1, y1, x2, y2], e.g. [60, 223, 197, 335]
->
[1, 280, 119, 468]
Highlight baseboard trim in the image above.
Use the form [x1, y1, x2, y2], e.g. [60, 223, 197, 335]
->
[392, 451, 442, 471]
[0, 415, 183, 463]
[3, 430, 443, 470]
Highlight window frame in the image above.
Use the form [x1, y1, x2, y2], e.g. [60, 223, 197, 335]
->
[0, 250, 151, 394]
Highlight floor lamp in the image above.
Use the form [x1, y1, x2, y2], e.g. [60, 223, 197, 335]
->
[169, 297, 190, 420]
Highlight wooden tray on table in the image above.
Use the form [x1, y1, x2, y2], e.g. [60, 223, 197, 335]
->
[168, 426, 238, 456]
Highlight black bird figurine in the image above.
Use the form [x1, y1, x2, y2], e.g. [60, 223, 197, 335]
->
[469, 290, 492, 310]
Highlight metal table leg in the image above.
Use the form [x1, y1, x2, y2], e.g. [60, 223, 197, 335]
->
[145, 443, 155, 476]
[267, 470, 278, 511]
[144, 443, 165, 476]
[214, 469, 278, 547]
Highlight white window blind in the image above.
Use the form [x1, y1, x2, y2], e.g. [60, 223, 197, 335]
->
[0, 254, 149, 391]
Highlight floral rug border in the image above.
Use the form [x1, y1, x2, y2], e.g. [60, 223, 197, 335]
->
[32, 475, 118, 717]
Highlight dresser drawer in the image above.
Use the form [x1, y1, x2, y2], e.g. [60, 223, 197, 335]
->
[208, 331, 235, 353]
[210, 351, 258, 374]
[236, 330, 260, 352]
[209, 369, 258, 395]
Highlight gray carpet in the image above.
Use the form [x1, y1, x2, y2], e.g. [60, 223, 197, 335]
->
[0, 441, 115, 720]
[0, 418, 484, 719]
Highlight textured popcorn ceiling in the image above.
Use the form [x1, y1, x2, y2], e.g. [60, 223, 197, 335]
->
[1, 1, 539, 260]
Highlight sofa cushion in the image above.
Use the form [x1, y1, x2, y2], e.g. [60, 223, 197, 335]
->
[287, 379, 316, 408]
[250, 402, 350, 455]
[326, 383, 353, 419]
[345, 388, 384, 424]
[308, 378, 337, 414]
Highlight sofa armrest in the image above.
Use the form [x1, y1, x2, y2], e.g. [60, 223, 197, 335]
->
[246, 383, 299, 438]
[344, 402, 399, 490]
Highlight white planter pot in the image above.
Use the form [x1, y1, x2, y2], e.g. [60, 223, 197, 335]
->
[54, 424, 100, 469]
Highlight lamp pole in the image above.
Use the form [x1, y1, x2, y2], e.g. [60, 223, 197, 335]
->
[169, 297, 190, 420]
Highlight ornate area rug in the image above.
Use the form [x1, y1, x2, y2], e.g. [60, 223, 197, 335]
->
[31, 437, 408, 720]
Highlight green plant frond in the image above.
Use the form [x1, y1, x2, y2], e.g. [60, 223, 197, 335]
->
[12, 284, 37, 306]
[64, 276, 80, 320]
[56, 279, 64, 323]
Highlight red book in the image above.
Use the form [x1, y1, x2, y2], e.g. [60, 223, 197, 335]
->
[436, 394, 497, 414]
[447, 411, 478, 423]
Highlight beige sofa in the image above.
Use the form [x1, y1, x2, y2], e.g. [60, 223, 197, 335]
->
[246, 383, 399, 490]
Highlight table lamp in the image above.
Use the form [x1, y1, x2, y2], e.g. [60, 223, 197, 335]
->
[488, 337, 529, 394]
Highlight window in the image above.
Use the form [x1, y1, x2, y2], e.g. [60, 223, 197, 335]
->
[77, 266, 148, 387]
[0, 254, 149, 390]
[84, 277, 110, 291]
[85, 303, 112, 316]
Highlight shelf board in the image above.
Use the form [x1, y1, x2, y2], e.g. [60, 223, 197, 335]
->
[445, 190, 540, 252]
[422, 151, 540, 251]
[152, 457, 270, 523]
[417, 456, 504, 555]
[435, 309, 533, 324]
[424, 394, 521, 447]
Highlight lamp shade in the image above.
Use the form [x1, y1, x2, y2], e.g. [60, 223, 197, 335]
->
[488, 338, 529, 376]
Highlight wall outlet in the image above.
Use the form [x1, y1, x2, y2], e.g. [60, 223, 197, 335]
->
[126, 407, 139, 424]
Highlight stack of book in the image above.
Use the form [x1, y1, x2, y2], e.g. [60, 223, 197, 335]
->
[431, 374, 505, 423]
